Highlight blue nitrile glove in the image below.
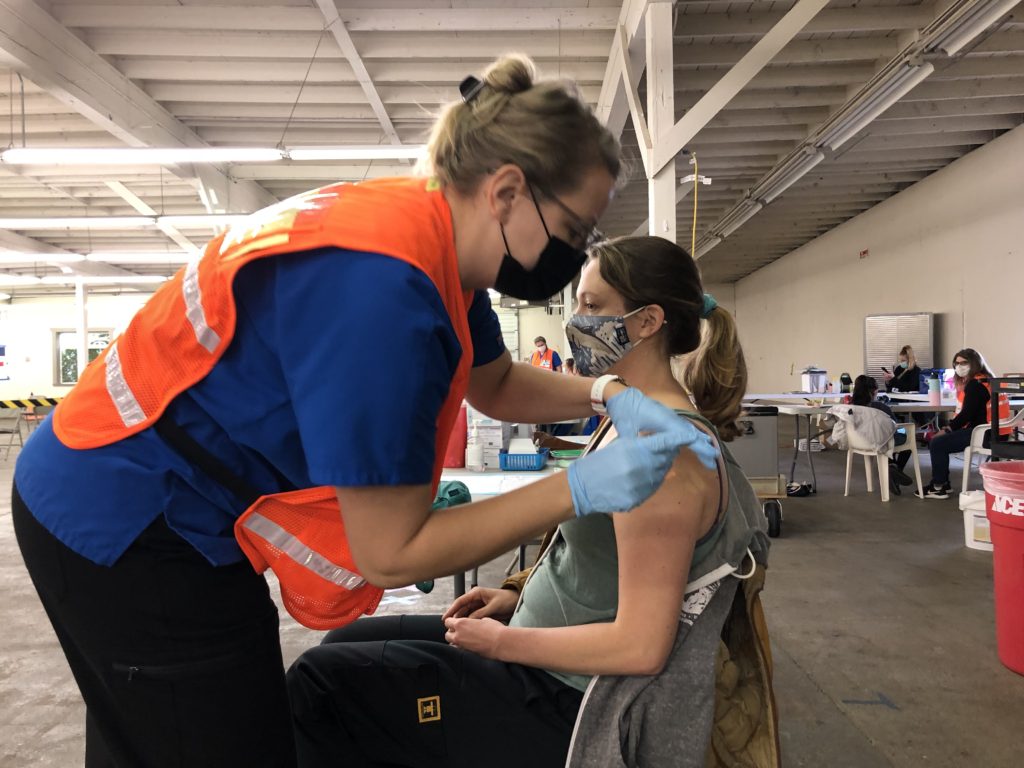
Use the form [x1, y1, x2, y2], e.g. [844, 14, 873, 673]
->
[567, 388, 719, 517]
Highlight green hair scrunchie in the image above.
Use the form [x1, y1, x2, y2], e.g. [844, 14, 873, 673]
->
[701, 293, 718, 318]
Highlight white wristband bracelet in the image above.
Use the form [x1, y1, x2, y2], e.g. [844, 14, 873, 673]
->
[590, 374, 626, 415]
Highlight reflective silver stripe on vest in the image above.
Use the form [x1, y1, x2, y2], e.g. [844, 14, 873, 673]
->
[183, 257, 221, 354]
[242, 512, 367, 590]
[104, 341, 147, 427]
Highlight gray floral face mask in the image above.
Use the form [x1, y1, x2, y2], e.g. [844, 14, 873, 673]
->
[565, 307, 646, 377]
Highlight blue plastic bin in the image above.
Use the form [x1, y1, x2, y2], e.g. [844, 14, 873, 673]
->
[499, 448, 549, 471]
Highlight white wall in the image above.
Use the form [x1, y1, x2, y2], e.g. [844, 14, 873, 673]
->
[0, 293, 150, 399]
[733, 124, 1024, 392]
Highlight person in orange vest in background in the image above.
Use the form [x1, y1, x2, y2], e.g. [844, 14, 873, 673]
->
[530, 335, 562, 372]
[918, 347, 1010, 499]
[12, 54, 717, 768]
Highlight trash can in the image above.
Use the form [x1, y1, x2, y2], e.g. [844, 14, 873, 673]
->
[980, 461, 1024, 676]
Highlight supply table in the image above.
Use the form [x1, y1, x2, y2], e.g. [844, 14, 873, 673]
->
[772, 401, 956, 493]
[439, 465, 561, 597]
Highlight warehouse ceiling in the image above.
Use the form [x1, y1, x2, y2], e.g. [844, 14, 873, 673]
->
[0, 0, 1021, 294]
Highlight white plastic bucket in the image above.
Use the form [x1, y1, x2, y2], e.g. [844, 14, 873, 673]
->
[959, 491, 993, 551]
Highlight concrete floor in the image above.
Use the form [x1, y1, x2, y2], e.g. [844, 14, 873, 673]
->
[2, 424, 1022, 767]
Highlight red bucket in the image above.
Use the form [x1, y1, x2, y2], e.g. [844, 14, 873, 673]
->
[980, 461, 1024, 675]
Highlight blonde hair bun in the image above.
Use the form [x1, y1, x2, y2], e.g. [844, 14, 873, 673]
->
[482, 55, 536, 96]
[422, 53, 620, 195]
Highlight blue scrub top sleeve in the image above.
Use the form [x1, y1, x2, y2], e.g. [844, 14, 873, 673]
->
[273, 249, 464, 488]
[467, 290, 506, 367]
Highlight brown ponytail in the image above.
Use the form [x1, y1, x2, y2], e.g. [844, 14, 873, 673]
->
[681, 306, 748, 442]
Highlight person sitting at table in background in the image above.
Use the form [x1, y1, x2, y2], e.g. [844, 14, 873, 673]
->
[530, 335, 562, 372]
[563, 357, 579, 375]
[286, 236, 772, 768]
[918, 348, 1009, 499]
[884, 345, 922, 392]
[852, 375, 913, 495]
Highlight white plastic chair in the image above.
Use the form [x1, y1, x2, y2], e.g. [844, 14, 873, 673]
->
[845, 422, 924, 502]
[961, 409, 1024, 492]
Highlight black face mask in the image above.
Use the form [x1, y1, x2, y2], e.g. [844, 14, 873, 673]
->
[493, 190, 587, 301]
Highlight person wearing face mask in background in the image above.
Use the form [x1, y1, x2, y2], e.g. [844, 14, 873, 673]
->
[530, 336, 563, 372]
[883, 345, 922, 392]
[287, 236, 772, 768]
[918, 348, 1010, 499]
[12, 55, 717, 768]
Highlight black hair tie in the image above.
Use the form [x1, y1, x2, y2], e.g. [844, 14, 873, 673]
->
[460, 75, 485, 104]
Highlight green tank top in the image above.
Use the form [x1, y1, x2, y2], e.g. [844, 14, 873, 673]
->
[509, 411, 725, 691]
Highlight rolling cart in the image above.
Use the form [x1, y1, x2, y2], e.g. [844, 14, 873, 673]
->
[749, 475, 786, 539]
[729, 406, 784, 537]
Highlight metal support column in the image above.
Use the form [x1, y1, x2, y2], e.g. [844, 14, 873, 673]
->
[74, 277, 88, 380]
[645, 2, 676, 241]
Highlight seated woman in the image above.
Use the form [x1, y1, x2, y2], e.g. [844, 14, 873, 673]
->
[884, 344, 922, 393]
[918, 348, 1008, 499]
[286, 236, 765, 768]
[851, 374, 913, 494]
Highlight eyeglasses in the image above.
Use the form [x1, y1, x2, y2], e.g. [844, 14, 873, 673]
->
[530, 184, 605, 249]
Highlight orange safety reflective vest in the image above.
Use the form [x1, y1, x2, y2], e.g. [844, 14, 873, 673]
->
[53, 176, 474, 629]
[956, 375, 1011, 435]
[531, 347, 556, 370]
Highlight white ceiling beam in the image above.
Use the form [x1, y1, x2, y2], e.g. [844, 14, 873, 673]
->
[230, 163, 411, 181]
[114, 59, 607, 86]
[104, 181, 198, 253]
[53, 6, 620, 33]
[675, 6, 935, 37]
[0, 0, 276, 213]
[880, 95, 1024, 119]
[677, 63, 879, 91]
[0, 228, 139, 278]
[904, 76, 1024, 100]
[674, 37, 898, 67]
[676, 86, 848, 110]
[854, 130, 999, 149]
[168, 103, 438, 121]
[596, 0, 652, 135]
[86, 30, 614, 60]
[144, 82, 602, 105]
[314, 0, 401, 151]
[654, 0, 830, 174]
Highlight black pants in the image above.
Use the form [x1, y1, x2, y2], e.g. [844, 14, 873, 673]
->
[928, 428, 974, 486]
[12, 484, 296, 768]
[287, 614, 583, 768]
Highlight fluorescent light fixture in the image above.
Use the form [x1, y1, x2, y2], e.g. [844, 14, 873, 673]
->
[815, 63, 935, 151]
[158, 214, 248, 228]
[0, 216, 155, 230]
[0, 147, 285, 165]
[929, 0, 1020, 56]
[40, 275, 169, 286]
[0, 273, 43, 286]
[87, 252, 194, 265]
[0, 214, 248, 230]
[0, 292, 10, 300]
[717, 201, 764, 238]
[693, 236, 722, 259]
[286, 145, 426, 161]
[757, 150, 826, 204]
[0, 252, 85, 264]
